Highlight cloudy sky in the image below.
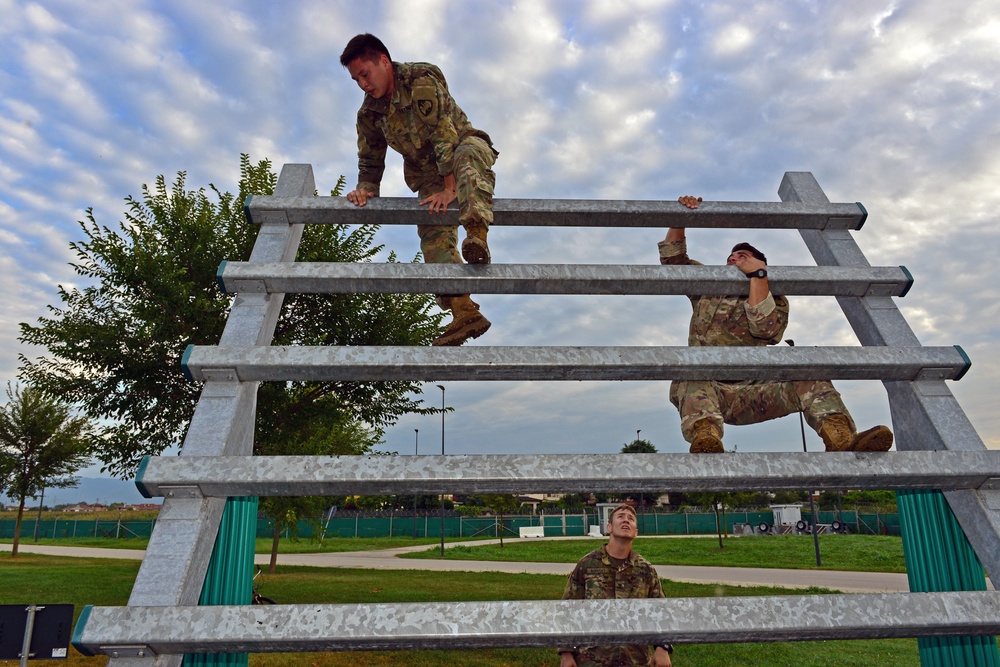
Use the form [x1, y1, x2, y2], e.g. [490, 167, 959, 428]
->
[2, 0, 998, 488]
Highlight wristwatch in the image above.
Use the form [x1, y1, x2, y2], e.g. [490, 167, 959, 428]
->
[659, 643, 674, 654]
[747, 268, 767, 279]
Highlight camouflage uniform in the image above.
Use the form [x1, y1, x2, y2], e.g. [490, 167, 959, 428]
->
[559, 545, 665, 666]
[658, 237, 855, 442]
[354, 61, 498, 307]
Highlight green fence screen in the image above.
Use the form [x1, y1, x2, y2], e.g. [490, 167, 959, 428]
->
[0, 509, 903, 541]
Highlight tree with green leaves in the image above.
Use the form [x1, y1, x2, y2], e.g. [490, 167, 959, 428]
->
[0, 384, 94, 556]
[18, 155, 445, 563]
[620, 438, 656, 454]
[19, 155, 442, 476]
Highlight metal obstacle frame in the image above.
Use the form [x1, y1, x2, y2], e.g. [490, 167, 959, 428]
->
[73, 169, 1000, 666]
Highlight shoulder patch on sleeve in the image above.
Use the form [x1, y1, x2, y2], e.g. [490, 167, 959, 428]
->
[411, 84, 439, 124]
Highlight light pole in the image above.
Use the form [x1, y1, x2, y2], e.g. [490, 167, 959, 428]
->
[787, 339, 822, 566]
[413, 428, 419, 539]
[436, 384, 446, 558]
[33, 486, 45, 542]
[635, 430, 643, 528]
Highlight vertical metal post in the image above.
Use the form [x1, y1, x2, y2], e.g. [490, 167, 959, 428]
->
[636, 429, 644, 533]
[787, 336, 820, 567]
[413, 429, 419, 539]
[33, 487, 44, 542]
[127, 164, 312, 667]
[436, 385, 446, 558]
[19, 604, 40, 667]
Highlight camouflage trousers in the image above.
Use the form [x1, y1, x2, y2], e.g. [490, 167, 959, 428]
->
[417, 136, 496, 309]
[670, 379, 854, 443]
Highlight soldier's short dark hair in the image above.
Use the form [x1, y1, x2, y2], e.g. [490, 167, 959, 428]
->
[608, 504, 636, 522]
[340, 33, 391, 68]
[731, 242, 767, 264]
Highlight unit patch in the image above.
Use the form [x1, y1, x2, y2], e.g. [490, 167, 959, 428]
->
[412, 84, 438, 124]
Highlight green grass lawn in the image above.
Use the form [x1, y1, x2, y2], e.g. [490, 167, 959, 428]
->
[0, 555, 938, 667]
[1, 535, 483, 554]
[2, 534, 907, 573]
[403, 534, 908, 573]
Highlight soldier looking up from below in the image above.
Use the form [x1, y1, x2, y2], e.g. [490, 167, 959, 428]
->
[559, 504, 673, 667]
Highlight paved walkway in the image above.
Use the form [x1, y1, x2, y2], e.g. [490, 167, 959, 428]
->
[1, 539, 927, 593]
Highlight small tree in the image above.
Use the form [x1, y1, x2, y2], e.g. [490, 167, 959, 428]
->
[0, 384, 94, 556]
[479, 494, 522, 547]
[687, 492, 730, 549]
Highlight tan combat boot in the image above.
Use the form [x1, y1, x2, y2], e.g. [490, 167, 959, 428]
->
[851, 425, 893, 452]
[820, 414, 894, 452]
[819, 414, 854, 452]
[432, 295, 491, 346]
[689, 419, 724, 453]
[461, 222, 491, 265]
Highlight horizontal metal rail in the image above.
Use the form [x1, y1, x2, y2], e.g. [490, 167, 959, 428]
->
[217, 262, 913, 298]
[244, 195, 867, 230]
[134, 451, 1000, 498]
[74, 592, 1000, 656]
[181, 345, 970, 383]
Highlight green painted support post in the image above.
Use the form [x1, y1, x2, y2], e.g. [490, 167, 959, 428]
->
[897, 489, 999, 666]
[184, 496, 259, 667]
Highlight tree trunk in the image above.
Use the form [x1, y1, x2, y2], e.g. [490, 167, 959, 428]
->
[268, 523, 280, 573]
[11, 496, 26, 557]
[714, 500, 724, 549]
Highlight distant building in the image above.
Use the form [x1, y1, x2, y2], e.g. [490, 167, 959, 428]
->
[121, 503, 161, 511]
[63, 503, 107, 513]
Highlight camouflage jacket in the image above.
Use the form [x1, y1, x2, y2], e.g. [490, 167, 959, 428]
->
[354, 61, 494, 196]
[658, 237, 788, 347]
[559, 545, 665, 666]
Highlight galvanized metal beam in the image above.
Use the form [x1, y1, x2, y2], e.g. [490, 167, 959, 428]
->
[181, 344, 970, 383]
[217, 262, 913, 298]
[74, 591, 1000, 656]
[134, 451, 1000, 498]
[244, 195, 867, 229]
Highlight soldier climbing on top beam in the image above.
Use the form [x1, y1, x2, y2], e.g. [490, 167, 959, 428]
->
[340, 33, 498, 347]
[661, 195, 894, 454]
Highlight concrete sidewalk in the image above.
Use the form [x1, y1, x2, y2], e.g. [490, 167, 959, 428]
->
[2, 540, 918, 593]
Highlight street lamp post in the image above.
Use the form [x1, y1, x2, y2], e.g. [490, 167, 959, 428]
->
[413, 428, 419, 539]
[33, 486, 45, 542]
[436, 385, 446, 558]
[636, 429, 643, 530]
[787, 339, 822, 566]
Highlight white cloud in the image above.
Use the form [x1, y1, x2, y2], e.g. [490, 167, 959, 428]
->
[20, 40, 108, 125]
[23, 3, 68, 33]
[712, 23, 754, 56]
[0, 0, 998, 474]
